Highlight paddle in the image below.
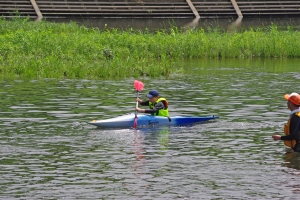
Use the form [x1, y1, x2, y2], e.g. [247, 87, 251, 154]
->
[133, 80, 144, 128]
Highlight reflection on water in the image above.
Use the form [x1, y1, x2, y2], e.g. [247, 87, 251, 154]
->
[283, 152, 300, 171]
[47, 17, 300, 31]
[1, 59, 300, 199]
[282, 152, 300, 195]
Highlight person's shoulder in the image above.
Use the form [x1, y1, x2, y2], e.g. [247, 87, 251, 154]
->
[291, 112, 300, 121]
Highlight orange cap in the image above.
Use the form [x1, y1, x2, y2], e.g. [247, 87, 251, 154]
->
[284, 92, 300, 106]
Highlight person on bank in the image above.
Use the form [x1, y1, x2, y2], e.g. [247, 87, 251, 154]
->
[135, 89, 169, 117]
[272, 92, 300, 152]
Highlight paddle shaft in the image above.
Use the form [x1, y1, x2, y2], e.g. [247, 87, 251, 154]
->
[135, 91, 139, 117]
[133, 91, 140, 128]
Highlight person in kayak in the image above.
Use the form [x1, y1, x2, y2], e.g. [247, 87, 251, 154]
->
[272, 92, 300, 152]
[135, 89, 169, 117]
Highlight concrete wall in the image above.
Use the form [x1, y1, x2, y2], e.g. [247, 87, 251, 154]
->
[0, 0, 299, 19]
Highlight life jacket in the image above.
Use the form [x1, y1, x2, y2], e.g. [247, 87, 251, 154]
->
[284, 112, 300, 148]
[149, 97, 169, 117]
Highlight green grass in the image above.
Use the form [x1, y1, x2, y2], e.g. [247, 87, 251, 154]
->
[0, 17, 299, 79]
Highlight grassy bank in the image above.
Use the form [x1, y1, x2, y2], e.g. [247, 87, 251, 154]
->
[0, 18, 300, 79]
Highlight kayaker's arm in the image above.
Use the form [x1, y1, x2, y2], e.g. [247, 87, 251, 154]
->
[140, 100, 150, 106]
[135, 100, 149, 113]
[136, 98, 150, 106]
[135, 102, 165, 114]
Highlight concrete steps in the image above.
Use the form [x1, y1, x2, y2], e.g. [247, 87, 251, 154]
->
[0, 0, 35, 17]
[238, 1, 300, 16]
[0, 0, 299, 18]
[192, 0, 236, 18]
[37, 0, 193, 18]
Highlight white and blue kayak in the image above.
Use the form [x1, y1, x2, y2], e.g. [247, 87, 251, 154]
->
[88, 113, 219, 128]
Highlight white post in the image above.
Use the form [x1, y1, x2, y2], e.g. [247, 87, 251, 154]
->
[30, 0, 43, 19]
[231, 0, 243, 18]
[186, 0, 200, 18]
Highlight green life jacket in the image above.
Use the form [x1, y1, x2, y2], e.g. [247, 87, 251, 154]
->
[149, 97, 169, 117]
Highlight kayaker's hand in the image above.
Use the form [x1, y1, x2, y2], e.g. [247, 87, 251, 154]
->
[136, 98, 142, 103]
[272, 135, 281, 141]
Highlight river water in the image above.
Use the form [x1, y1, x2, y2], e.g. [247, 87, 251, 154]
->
[1, 58, 300, 199]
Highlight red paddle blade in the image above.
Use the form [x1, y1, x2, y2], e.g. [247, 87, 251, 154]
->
[134, 80, 144, 92]
[133, 117, 137, 128]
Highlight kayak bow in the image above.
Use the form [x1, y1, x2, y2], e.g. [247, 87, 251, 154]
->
[88, 113, 219, 128]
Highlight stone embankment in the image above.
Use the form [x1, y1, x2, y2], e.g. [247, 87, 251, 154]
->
[0, 0, 299, 19]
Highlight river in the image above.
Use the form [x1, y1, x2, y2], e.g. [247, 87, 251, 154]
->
[0, 58, 300, 199]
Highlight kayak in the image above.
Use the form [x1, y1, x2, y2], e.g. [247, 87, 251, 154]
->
[88, 113, 219, 128]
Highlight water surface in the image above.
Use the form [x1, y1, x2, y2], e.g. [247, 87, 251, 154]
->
[1, 58, 300, 199]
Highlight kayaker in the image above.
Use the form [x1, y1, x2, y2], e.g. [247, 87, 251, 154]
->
[135, 89, 169, 117]
[272, 92, 300, 152]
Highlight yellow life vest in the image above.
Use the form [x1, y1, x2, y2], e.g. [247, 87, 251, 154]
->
[284, 112, 300, 148]
[149, 97, 169, 117]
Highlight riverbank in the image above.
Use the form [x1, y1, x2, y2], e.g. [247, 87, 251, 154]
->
[0, 18, 300, 79]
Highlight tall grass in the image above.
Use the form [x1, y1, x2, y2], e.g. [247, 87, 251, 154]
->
[0, 18, 299, 79]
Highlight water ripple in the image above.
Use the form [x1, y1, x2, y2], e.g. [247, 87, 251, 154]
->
[1, 61, 300, 199]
